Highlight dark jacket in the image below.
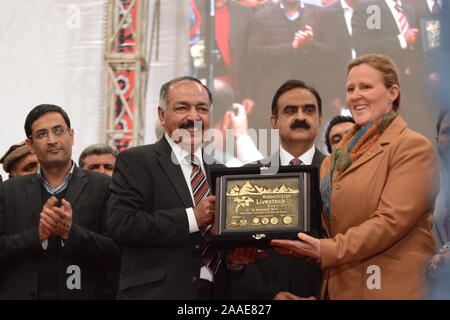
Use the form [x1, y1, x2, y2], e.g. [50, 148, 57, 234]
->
[0, 167, 120, 299]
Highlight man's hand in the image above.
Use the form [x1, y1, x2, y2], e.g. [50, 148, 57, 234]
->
[52, 199, 73, 240]
[227, 247, 267, 266]
[38, 197, 73, 240]
[405, 28, 419, 48]
[228, 103, 248, 138]
[292, 25, 314, 49]
[38, 196, 59, 241]
[193, 195, 216, 229]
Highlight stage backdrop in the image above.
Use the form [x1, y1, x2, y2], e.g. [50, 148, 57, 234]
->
[0, 0, 189, 179]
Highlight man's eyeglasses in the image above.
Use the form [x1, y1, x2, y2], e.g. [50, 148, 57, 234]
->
[29, 126, 70, 140]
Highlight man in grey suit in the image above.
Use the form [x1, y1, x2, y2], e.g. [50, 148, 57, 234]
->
[0, 104, 120, 299]
[230, 79, 324, 300]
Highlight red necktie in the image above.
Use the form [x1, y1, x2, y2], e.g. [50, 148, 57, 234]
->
[186, 154, 221, 274]
[188, 154, 210, 206]
[289, 158, 303, 166]
[393, 0, 410, 34]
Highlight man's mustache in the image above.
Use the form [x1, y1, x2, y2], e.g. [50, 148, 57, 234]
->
[178, 120, 204, 130]
[290, 119, 311, 130]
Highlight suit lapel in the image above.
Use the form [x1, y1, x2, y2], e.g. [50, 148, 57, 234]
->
[312, 149, 325, 167]
[24, 174, 42, 225]
[64, 167, 87, 212]
[156, 137, 193, 208]
[338, 143, 384, 181]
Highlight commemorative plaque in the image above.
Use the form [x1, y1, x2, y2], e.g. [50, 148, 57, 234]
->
[206, 165, 321, 248]
[420, 17, 441, 52]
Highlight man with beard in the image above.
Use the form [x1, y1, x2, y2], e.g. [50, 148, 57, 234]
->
[0, 104, 120, 299]
[229, 79, 324, 300]
[108, 76, 261, 299]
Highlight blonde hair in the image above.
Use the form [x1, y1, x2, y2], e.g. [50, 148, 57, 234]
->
[347, 54, 401, 111]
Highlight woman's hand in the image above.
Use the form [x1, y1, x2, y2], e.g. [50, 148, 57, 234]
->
[270, 232, 321, 260]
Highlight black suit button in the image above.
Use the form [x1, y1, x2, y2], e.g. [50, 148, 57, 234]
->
[194, 244, 201, 251]
[192, 276, 198, 283]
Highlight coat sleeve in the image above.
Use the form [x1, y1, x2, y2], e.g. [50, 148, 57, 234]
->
[107, 149, 191, 247]
[0, 182, 44, 264]
[320, 133, 439, 269]
[62, 183, 120, 267]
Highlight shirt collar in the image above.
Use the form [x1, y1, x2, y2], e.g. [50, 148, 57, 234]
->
[279, 1, 304, 21]
[165, 132, 203, 166]
[37, 161, 75, 195]
[340, 0, 353, 13]
[427, 0, 442, 12]
[279, 144, 316, 166]
[386, 0, 401, 8]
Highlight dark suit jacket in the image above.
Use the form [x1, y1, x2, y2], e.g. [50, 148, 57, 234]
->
[229, 148, 325, 299]
[315, 1, 354, 102]
[0, 167, 120, 299]
[227, 0, 253, 101]
[196, 0, 252, 100]
[108, 136, 228, 299]
[408, 0, 441, 77]
[352, 0, 417, 75]
[247, 3, 325, 127]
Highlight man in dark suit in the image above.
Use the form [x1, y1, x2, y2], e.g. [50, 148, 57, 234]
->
[408, 0, 442, 102]
[108, 76, 258, 300]
[229, 79, 324, 300]
[193, 0, 253, 101]
[352, 0, 418, 76]
[246, 0, 325, 129]
[0, 104, 120, 299]
[315, 0, 358, 113]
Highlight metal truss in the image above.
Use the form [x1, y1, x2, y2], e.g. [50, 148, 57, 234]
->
[103, 0, 155, 150]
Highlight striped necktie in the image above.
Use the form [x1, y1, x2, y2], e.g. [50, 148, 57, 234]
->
[186, 154, 221, 274]
[187, 154, 210, 206]
[393, 0, 410, 34]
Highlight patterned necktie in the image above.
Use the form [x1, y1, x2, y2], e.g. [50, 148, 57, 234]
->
[186, 154, 221, 274]
[432, 0, 441, 14]
[393, 0, 410, 34]
[187, 154, 210, 206]
[289, 158, 303, 166]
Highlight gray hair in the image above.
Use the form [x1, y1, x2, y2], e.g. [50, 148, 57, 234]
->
[158, 76, 213, 110]
[79, 143, 118, 169]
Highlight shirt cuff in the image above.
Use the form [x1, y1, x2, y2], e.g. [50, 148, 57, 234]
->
[186, 207, 200, 233]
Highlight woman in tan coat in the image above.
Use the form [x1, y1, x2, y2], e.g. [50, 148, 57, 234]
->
[271, 54, 439, 299]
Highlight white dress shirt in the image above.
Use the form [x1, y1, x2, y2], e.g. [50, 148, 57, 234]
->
[385, 0, 409, 49]
[279, 144, 316, 166]
[427, 0, 442, 13]
[165, 133, 214, 281]
[340, 0, 356, 59]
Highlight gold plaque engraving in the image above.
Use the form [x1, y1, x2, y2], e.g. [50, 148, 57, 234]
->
[283, 216, 293, 225]
[224, 178, 300, 231]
